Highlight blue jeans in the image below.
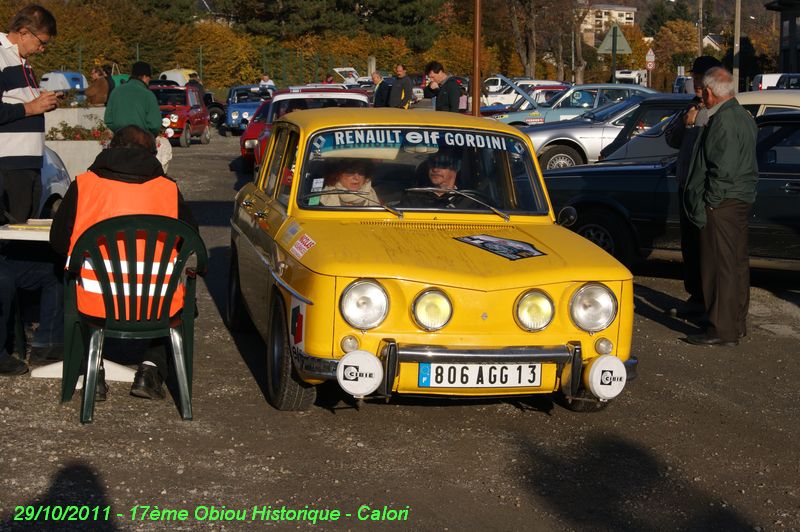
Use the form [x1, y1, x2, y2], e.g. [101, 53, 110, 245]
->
[3, 257, 64, 347]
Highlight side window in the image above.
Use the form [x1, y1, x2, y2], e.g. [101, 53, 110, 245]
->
[601, 89, 628, 103]
[276, 132, 300, 206]
[259, 127, 289, 194]
[758, 124, 800, 171]
[188, 90, 198, 107]
[741, 104, 760, 118]
[763, 106, 796, 115]
[561, 89, 598, 108]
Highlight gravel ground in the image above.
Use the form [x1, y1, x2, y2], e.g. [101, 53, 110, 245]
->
[1, 131, 798, 531]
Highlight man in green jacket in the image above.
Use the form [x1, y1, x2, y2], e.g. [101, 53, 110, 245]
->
[683, 67, 758, 347]
[104, 61, 160, 136]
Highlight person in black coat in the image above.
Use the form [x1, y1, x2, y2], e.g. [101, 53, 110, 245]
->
[371, 71, 390, 108]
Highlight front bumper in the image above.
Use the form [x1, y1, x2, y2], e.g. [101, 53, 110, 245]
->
[291, 340, 639, 399]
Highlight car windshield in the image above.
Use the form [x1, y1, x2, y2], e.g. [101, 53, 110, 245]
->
[152, 88, 186, 106]
[234, 87, 270, 103]
[540, 90, 567, 107]
[581, 97, 641, 122]
[298, 127, 549, 216]
[266, 97, 368, 122]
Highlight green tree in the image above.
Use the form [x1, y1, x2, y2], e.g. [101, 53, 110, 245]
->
[671, 0, 693, 23]
[643, 0, 671, 37]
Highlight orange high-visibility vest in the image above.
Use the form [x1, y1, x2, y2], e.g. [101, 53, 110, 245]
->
[67, 171, 183, 319]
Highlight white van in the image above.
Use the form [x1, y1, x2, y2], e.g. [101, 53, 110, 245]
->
[751, 73, 785, 91]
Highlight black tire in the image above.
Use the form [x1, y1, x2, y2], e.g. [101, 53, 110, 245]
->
[572, 208, 634, 265]
[225, 252, 253, 331]
[554, 390, 611, 412]
[219, 128, 228, 137]
[266, 296, 316, 411]
[200, 125, 211, 145]
[208, 107, 223, 127]
[179, 126, 191, 148]
[539, 145, 584, 169]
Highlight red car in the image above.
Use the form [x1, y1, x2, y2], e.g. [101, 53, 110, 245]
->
[151, 85, 211, 147]
[239, 87, 369, 167]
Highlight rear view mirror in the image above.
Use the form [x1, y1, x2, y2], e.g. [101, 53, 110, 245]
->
[557, 206, 577, 227]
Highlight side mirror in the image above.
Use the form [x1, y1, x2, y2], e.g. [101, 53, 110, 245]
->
[557, 206, 577, 227]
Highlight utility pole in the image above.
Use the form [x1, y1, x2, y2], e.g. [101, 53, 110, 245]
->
[472, 0, 481, 115]
[698, 0, 704, 57]
[733, 0, 741, 92]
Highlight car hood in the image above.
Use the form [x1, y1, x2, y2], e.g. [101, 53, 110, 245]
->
[282, 218, 630, 289]
[543, 158, 673, 177]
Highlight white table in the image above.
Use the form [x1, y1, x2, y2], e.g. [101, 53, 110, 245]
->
[0, 219, 51, 241]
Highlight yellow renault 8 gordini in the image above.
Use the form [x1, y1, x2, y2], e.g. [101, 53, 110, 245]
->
[228, 108, 637, 412]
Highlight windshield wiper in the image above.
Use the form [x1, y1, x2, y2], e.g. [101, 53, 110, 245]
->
[404, 187, 510, 222]
[300, 189, 403, 218]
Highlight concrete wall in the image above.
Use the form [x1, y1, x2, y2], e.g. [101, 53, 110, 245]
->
[44, 107, 105, 133]
[45, 140, 103, 180]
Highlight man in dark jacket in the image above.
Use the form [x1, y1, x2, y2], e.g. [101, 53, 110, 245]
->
[371, 71, 390, 108]
[50, 125, 198, 399]
[683, 67, 758, 347]
[388, 64, 413, 109]
[425, 61, 461, 113]
[664, 55, 722, 316]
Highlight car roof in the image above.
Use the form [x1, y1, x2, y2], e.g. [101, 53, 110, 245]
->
[566, 83, 656, 90]
[231, 84, 262, 90]
[755, 111, 800, 124]
[277, 107, 528, 135]
[272, 87, 368, 98]
[150, 85, 190, 91]
[637, 94, 695, 104]
[736, 90, 800, 106]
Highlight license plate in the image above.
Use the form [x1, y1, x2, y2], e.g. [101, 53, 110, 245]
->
[418, 363, 542, 388]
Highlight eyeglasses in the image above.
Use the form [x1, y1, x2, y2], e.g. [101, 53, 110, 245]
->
[430, 159, 457, 169]
[27, 30, 49, 48]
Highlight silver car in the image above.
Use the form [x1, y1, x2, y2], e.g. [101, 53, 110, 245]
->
[38, 146, 71, 217]
[524, 96, 646, 169]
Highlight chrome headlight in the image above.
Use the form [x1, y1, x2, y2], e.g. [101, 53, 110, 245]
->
[244, 139, 258, 149]
[515, 290, 554, 331]
[169, 113, 179, 123]
[412, 289, 452, 331]
[231, 111, 239, 119]
[570, 283, 617, 333]
[242, 111, 250, 119]
[340, 280, 388, 330]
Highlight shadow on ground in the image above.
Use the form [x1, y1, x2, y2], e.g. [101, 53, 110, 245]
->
[517, 432, 753, 531]
[0, 462, 118, 531]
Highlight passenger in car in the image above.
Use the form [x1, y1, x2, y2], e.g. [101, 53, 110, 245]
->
[320, 159, 380, 207]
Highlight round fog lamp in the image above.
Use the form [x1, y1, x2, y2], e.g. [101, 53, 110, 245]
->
[515, 290, 554, 331]
[341, 335, 360, 353]
[595, 337, 613, 355]
[412, 290, 452, 331]
[169, 113, 179, 123]
[242, 111, 250, 119]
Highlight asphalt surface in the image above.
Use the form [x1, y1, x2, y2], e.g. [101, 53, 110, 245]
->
[1, 131, 799, 531]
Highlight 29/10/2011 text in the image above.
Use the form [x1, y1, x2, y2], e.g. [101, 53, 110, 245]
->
[13, 504, 411, 523]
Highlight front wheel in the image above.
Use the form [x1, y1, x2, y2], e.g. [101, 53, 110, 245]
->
[208, 107, 223, 127]
[266, 297, 316, 411]
[200, 125, 211, 145]
[539, 145, 584, 169]
[179, 126, 191, 148]
[572, 208, 634, 265]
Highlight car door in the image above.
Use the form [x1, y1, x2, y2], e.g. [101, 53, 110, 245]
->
[187, 89, 200, 134]
[750, 120, 800, 260]
[235, 126, 297, 333]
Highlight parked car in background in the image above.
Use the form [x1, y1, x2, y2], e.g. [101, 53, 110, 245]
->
[157, 68, 198, 86]
[672, 76, 692, 94]
[39, 71, 87, 92]
[203, 93, 225, 127]
[752, 73, 785, 91]
[524, 95, 652, 169]
[483, 84, 570, 121]
[603, 90, 800, 162]
[150, 84, 211, 147]
[38, 146, 71, 218]
[598, 94, 694, 160]
[534, 84, 657, 123]
[772, 73, 800, 90]
[543, 113, 800, 270]
[483, 79, 565, 107]
[246, 87, 370, 167]
[222, 84, 272, 135]
[228, 107, 637, 412]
